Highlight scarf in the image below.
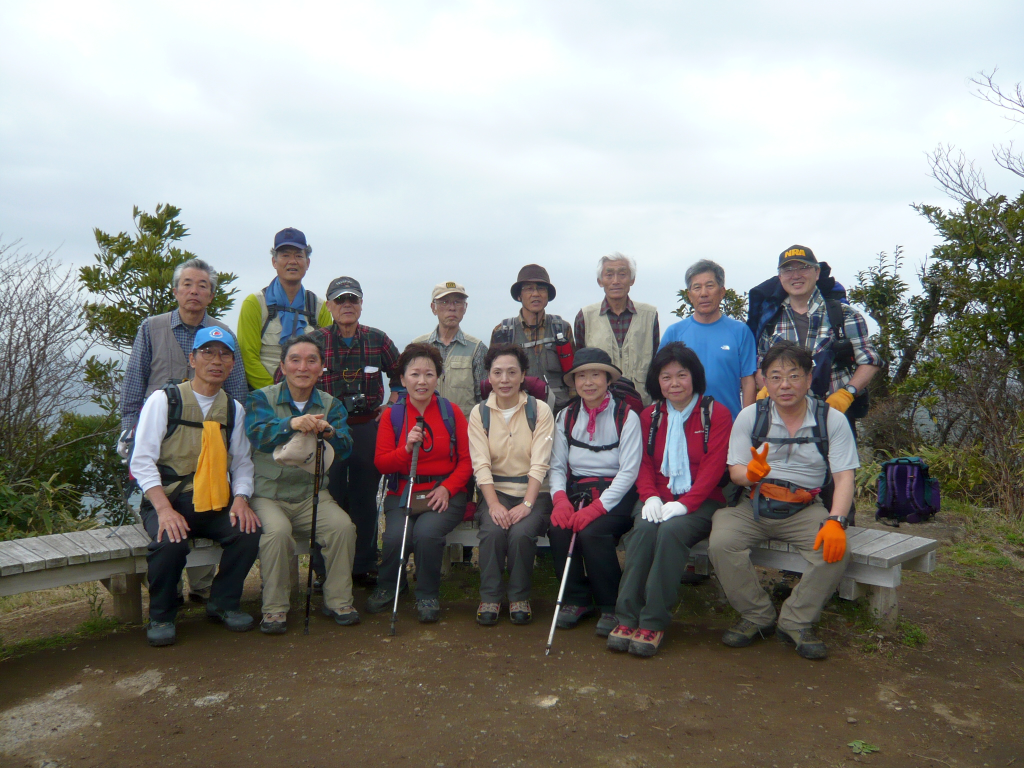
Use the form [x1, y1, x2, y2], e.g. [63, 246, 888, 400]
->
[661, 395, 699, 496]
[265, 277, 305, 343]
[193, 421, 231, 512]
[582, 392, 612, 440]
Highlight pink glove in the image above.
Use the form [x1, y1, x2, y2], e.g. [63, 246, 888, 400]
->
[572, 499, 607, 532]
[550, 490, 575, 530]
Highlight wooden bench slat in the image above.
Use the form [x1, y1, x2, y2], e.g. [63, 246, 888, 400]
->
[845, 528, 889, 548]
[37, 534, 92, 565]
[60, 530, 115, 561]
[0, 542, 27, 576]
[849, 531, 911, 561]
[118, 524, 152, 556]
[866, 536, 939, 569]
[0, 540, 46, 572]
[12, 536, 68, 568]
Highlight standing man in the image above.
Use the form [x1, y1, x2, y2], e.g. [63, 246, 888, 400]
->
[491, 265, 576, 410]
[245, 333, 357, 634]
[574, 253, 660, 405]
[660, 259, 757, 419]
[120, 258, 246, 604]
[314, 276, 402, 587]
[412, 281, 487, 418]
[237, 227, 333, 390]
[130, 327, 261, 647]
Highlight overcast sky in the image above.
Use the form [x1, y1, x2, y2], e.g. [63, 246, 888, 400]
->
[2, 1, 1023, 349]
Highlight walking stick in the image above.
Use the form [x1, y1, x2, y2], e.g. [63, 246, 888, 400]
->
[390, 416, 425, 636]
[545, 530, 577, 656]
[303, 436, 325, 635]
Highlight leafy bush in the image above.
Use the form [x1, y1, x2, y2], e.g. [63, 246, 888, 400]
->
[0, 471, 93, 541]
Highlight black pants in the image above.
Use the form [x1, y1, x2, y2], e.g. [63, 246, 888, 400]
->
[141, 493, 261, 623]
[327, 419, 381, 575]
[379, 493, 466, 600]
[548, 488, 638, 611]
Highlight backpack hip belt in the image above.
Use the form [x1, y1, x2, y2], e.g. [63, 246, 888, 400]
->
[492, 474, 529, 484]
[567, 475, 616, 506]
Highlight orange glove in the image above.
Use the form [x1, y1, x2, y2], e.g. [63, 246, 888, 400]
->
[755, 386, 768, 400]
[746, 444, 771, 484]
[825, 388, 855, 413]
[814, 519, 847, 563]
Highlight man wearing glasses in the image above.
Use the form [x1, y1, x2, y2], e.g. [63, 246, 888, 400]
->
[412, 281, 487, 418]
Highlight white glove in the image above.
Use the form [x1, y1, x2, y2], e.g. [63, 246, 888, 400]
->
[641, 497, 664, 523]
[660, 501, 688, 521]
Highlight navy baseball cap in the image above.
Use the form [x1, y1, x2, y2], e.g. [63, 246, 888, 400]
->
[274, 227, 308, 251]
[327, 276, 363, 301]
[192, 326, 237, 352]
[778, 245, 818, 268]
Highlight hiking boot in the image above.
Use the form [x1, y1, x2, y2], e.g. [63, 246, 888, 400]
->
[477, 602, 500, 626]
[312, 575, 325, 595]
[777, 626, 828, 660]
[206, 605, 255, 632]
[352, 571, 378, 588]
[416, 598, 441, 623]
[595, 612, 618, 637]
[147, 620, 176, 647]
[606, 625, 636, 652]
[260, 612, 287, 635]
[721, 618, 776, 648]
[323, 605, 361, 627]
[366, 587, 395, 614]
[509, 601, 532, 625]
[628, 629, 664, 657]
[555, 605, 595, 630]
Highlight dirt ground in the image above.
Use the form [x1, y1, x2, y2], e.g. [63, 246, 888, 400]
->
[1, 516, 1022, 768]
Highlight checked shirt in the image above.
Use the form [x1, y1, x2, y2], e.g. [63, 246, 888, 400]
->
[314, 324, 402, 411]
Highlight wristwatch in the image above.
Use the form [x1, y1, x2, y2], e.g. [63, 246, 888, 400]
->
[823, 515, 849, 529]
[523, 499, 534, 509]
[843, 384, 858, 396]
[236, 494, 251, 504]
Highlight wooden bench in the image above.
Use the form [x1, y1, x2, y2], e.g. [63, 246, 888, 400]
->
[0, 523, 936, 626]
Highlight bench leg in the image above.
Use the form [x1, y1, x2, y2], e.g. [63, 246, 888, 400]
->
[867, 585, 898, 625]
[101, 574, 144, 624]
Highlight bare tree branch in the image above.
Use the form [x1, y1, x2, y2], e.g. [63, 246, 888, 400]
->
[970, 68, 1024, 124]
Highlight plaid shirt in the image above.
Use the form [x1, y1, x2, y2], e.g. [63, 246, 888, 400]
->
[120, 309, 248, 433]
[573, 298, 661, 357]
[244, 383, 353, 462]
[756, 288, 882, 393]
[314, 324, 401, 411]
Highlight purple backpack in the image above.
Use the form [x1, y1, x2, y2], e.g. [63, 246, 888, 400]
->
[875, 457, 940, 525]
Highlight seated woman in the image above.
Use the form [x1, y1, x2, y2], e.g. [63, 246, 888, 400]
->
[468, 343, 556, 626]
[608, 343, 731, 657]
[370, 343, 473, 622]
[548, 347, 642, 637]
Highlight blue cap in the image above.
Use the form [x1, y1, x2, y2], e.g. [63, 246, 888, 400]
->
[274, 227, 308, 251]
[192, 326, 237, 352]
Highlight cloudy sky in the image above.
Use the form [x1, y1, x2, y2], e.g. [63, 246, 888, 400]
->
[2, 1, 1023, 349]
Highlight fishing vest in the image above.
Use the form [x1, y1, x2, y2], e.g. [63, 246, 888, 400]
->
[254, 288, 325, 379]
[581, 301, 658, 406]
[251, 382, 338, 503]
[411, 330, 483, 417]
[496, 314, 572, 409]
[145, 312, 234, 398]
[156, 382, 233, 501]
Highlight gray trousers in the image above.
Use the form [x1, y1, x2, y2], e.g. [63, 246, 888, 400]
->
[615, 499, 720, 631]
[476, 491, 552, 602]
[380, 492, 466, 600]
[707, 497, 850, 632]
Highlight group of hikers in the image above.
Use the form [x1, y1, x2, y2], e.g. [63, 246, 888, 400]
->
[122, 226, 882, 660]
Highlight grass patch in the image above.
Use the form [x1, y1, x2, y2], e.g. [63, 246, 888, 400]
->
[0, 615, 121, 662]
[897, 619, 928, 648]
[938, 501, 1024, 575]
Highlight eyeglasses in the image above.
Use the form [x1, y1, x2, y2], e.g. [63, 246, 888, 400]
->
[196, 347, 234, 361]
[766, 373, 808, 385]
[779, 264, 815, 275]
[434, 298, 466, 308]
[332, 295, 361, 305]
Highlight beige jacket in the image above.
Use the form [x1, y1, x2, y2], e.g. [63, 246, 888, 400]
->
[468, 391, 555, 497]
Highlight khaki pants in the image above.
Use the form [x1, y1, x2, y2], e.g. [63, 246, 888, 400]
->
[253, 491, 356, 615]
[707, 497, 849, 632]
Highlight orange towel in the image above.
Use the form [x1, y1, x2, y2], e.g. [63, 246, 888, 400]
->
[193, 421, 231, 512]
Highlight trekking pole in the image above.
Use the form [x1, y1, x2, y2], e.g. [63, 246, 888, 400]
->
[390, 416, 425, 637]
[545, 530, 577, 656]
[304, 436, 325, 635]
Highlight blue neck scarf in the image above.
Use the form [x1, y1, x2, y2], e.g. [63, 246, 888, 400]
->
[265, 277, 305, 343]
[661, 394, 699, 495]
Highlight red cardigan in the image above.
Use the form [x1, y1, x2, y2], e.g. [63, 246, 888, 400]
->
[637, 399, 732, 510]
[375, 394, 473, 498]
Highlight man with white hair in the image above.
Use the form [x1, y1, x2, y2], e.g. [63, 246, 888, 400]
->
[574, 253, 660, 405]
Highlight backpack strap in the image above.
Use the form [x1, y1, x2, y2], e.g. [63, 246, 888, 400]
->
[482, 395, 537, 437]
[437, 395, 457, 461]
[810, 397, 832, 487]
[563, 397, 623, 453]
[750, 398, 772, 449]
[480, 404, 491, 435]
[304, 291, 321, 331]
[646, 402, 665, 457]
[260, 286, 320, 337]
[825, 299, 856, 372]
[493, 318, 516, 345]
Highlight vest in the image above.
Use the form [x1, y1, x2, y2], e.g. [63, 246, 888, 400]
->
[145, 312, 234, 398]
[502, 315, 572, 409]
[255, 289, 325, 379]
[581, 301, 658, 405]
[251, 382, 338, 503]
[411, 330, 483, 417]
[156, 382, 233, 500]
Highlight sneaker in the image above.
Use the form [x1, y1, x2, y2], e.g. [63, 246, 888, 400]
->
[366, 587, 395, 614]
[312, 575, 325, 595]
[206, 605, 255, 632]
[595, 612, 618, 637]
[322, 605, 361, 627]
[628, 628, 664, 657]
[509, 600, 532, 625]
[477, 602, 500, 626]
[722, 618, 776, 648]
[777, 626, 828, 660]
[260, 612, 287, 635]
[606, 625, 636, 652]
[555, 605, 595, 630]
[146, 620, 176, 647]
[416, 598, 441, 623]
